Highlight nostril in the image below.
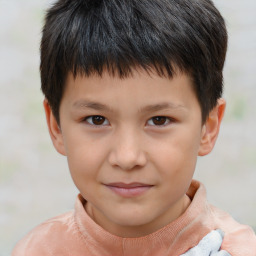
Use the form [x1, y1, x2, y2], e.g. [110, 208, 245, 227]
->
[108, 148, 147, 170]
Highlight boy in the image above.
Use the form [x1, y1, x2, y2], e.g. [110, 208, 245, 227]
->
[13, 0, 256, 255]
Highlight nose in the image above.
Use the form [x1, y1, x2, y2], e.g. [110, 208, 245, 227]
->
[108, 128, 147, 171]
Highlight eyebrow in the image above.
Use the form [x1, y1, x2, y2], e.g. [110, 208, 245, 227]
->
[72, 100, 113, 112]
[140, 102, 187, 113]
[72, 100, 186, 113]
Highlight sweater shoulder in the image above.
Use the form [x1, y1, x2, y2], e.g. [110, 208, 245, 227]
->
[12, 211, 79, 256]
[210, 205, 256, 256]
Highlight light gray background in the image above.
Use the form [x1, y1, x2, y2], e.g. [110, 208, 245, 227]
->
[0, 0, 255, 255]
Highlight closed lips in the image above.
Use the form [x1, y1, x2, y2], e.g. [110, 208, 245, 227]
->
[105, 183, 153, 197]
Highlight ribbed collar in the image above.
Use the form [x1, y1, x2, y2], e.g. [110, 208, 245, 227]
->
[74, 180, 215, 256]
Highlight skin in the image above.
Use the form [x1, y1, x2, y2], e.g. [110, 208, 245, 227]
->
[44, 69, 225, 238]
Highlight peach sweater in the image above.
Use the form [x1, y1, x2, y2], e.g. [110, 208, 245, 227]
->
[12, 180, 256, 256]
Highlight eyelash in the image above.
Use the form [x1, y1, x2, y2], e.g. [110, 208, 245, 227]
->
[147, 116, 173, 126]
[83, 115, 174, 127]
[84, 115, 110, 126]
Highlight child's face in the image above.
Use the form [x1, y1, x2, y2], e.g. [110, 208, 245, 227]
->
[45, 69, 222, 237]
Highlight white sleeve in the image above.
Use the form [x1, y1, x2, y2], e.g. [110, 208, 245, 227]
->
[180, 229, 231, 256]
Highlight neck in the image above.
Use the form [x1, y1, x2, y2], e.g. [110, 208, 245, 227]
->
[85, 194, 191, 238]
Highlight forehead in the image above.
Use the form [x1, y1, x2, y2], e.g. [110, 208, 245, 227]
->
[66, 67, 194, 91]
[61, 69, 200, 116]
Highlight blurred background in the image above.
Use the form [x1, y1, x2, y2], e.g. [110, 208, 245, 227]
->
[0, 0, 255, 255]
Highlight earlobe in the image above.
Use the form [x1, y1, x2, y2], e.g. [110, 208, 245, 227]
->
[198, 98, 226, 156]
[43, 99, 66, 156]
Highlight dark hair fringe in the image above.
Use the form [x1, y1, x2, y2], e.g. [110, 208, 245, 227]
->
[40, 0, 227, 123]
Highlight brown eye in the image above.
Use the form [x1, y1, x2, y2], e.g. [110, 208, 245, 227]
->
[85, 116, 109, 126]
[152, 116, 167, 125]
[147, 116, 171, 126]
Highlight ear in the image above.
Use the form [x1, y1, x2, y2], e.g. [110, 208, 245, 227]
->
[43, 99, 66, 156]
[198, 98, 226, 156]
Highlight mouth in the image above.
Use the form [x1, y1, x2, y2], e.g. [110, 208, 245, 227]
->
[105, 182, 153, 198]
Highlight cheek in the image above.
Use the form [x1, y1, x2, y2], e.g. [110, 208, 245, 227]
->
[66, 142, 106, 198]
[64, 134, 108, 179]
[151, 135, 199, 201]
[150, 129, 200, 177]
